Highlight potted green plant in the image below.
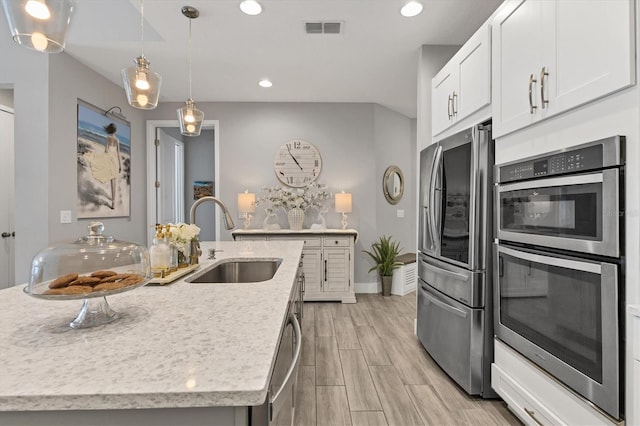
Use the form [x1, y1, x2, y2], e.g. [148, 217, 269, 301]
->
[363, 235, 403, 297]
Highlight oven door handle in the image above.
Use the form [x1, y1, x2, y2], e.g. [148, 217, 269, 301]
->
[421, 285, 468, 318]
[270, 313, 302, 411]
[498, 245, 602, 274]
[498, 172, 603, 193]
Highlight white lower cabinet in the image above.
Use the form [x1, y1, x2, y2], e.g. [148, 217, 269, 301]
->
[492, 339, 619, 425]
[232, 230, 357, 303]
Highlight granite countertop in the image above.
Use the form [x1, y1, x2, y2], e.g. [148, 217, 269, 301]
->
[0, 240, 303, 412]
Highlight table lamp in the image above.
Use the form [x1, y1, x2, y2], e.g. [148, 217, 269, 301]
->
[335, 191, 352, 230]
[238, 191, 255, 229]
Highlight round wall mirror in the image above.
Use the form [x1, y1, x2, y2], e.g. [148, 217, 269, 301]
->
[383, 165, 404, 205]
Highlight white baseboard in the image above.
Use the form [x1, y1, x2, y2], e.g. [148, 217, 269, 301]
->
[355, 281, 380, 294]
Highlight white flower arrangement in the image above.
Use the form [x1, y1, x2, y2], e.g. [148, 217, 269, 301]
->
[256, 182, 330, 213]
[167, 223, 200, 254]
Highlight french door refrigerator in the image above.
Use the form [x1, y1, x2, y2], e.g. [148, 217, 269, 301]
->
[417, 121, 496, 397]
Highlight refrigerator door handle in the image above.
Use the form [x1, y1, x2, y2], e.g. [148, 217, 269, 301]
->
[421, 285, 468, 318]
[429, 145, 443, 248]
[420, 258, 469, 281]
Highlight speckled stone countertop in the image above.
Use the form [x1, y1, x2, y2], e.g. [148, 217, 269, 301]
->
[232, 228, 359, 242]
[0, 240, 303, 411]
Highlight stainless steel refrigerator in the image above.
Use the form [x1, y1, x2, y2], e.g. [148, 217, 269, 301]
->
[417, 121, 496, 398]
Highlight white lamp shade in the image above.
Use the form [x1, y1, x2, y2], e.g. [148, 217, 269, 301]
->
[335, 192, 352, 213]
[2, 0, 74, 53]
[121, 56, 162, 110]
[177, 99, 204, 137]
[238, 192, 256, 213]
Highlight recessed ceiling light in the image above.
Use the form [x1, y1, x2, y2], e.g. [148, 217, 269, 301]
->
[240, 0, 262, 16]
[400, 1, 423, 17]
[258, 79, 272, 88]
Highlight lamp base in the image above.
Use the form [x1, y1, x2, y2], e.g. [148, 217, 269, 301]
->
[341, 212, 349, 230]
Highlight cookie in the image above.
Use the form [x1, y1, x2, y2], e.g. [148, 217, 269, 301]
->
[44, 285, 93, 295]
[69, 276, 101, 286]
[90, 270, 117, 279]
[99, 273, 131, 283]
[48, 273, 79, 289]
[94, 280, 130, 292]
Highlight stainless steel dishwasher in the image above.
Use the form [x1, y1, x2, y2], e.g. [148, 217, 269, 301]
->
[250, 268, 302, 426]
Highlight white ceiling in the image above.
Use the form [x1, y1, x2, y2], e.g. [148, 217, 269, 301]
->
[63, 0, 502, 118]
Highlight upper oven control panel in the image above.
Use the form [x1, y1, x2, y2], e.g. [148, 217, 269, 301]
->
[497, 136, 624, 183]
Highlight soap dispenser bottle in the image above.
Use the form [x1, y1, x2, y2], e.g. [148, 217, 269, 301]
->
[149, 225, 170, 277]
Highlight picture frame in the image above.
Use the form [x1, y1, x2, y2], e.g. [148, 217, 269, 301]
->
[193, 180, 214, 200]
[76, 100, 131, 218]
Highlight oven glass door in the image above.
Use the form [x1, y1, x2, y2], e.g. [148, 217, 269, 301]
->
[497, 170, 620, 256]
[496, 245, 620, 388]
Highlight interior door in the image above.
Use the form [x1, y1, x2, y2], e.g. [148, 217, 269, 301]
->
[0, 106, 15, 289]
[156, 128, 185, 225]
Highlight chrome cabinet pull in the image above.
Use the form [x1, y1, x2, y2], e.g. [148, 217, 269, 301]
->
[528, 73, 538, 114]
[452, 91, 457, 116]
[447, 95, 453, 119]
[524, 407, 544, 426]
[540, 66, 549, 109]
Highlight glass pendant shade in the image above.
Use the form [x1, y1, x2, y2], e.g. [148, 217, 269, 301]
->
[1, 0, 74, 53]
[121, 56, 161, 110]
[177, 99, 204, 137]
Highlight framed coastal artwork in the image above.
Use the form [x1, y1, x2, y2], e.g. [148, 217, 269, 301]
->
[76, 100, 131, 218]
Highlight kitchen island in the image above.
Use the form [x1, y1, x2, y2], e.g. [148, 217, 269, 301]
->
[0, 240, 303, 425]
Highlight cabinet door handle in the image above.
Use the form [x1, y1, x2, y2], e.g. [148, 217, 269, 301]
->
[540, 66, 549, 109]
[452, 91, 457, 116]
[528, 73, 538, 114]
[447, 95, 453, 119]
[1, 232, 10, 238]
[523, 407, 544, 426]
[324, 260, 327, 282]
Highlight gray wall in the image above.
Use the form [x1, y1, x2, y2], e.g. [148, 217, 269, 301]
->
[146, 102, 392, 285]
[373, 105, 416, 257]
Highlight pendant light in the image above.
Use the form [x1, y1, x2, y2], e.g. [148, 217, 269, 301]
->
[121, 0, 161, 110]
[1, 0, 74, 53]
[177, 6, 204, 137]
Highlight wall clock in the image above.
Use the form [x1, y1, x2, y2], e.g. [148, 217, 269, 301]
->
[274, 140, 322, 187]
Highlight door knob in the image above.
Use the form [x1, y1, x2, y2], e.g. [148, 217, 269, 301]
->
[1, 232, 10, 238]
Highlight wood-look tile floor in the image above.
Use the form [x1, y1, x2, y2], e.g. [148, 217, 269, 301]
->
[295, 292, 522, 426]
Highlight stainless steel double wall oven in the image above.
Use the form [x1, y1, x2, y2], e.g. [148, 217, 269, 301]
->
[494, 136, 625, 420]
[417, 121, 496, 398]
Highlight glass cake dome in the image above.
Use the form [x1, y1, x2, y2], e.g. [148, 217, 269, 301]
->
[26, 222, 152, 328]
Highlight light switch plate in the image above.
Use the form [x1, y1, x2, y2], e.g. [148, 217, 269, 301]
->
[60, 210, 72, 224]
[397, 209, 405, 218]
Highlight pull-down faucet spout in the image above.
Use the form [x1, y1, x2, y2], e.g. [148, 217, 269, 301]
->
[189, 196, 235, 230]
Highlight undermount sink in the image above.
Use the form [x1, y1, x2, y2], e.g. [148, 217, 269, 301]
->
[186, 259, 281, 284]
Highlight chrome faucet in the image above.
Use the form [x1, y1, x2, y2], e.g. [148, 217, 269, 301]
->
[189, 196, 235, 230]
[188, 196, 235, 265]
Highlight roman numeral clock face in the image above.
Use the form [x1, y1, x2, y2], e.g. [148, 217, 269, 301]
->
[274, 140, 322, 187]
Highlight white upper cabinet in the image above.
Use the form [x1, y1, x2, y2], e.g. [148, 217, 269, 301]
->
[492, 0, 636, 138]
[432, 24, 491, 136]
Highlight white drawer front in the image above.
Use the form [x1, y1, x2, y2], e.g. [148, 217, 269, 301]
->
[323, 237, 350, 247]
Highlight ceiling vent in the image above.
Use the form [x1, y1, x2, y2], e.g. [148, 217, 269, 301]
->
[305, 21, 343, 35]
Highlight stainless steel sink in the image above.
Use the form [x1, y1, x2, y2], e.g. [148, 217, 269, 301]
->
[186, 259, 281, 283]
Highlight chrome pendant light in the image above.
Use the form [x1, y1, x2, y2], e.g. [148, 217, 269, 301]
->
[177, 5, 204, 137]
[121, 0, 161, 110]
[1, 0, 74, 53]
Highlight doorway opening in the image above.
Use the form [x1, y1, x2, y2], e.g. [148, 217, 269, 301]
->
[0, 87, 15, 288]
[146, 120, 220, 246]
